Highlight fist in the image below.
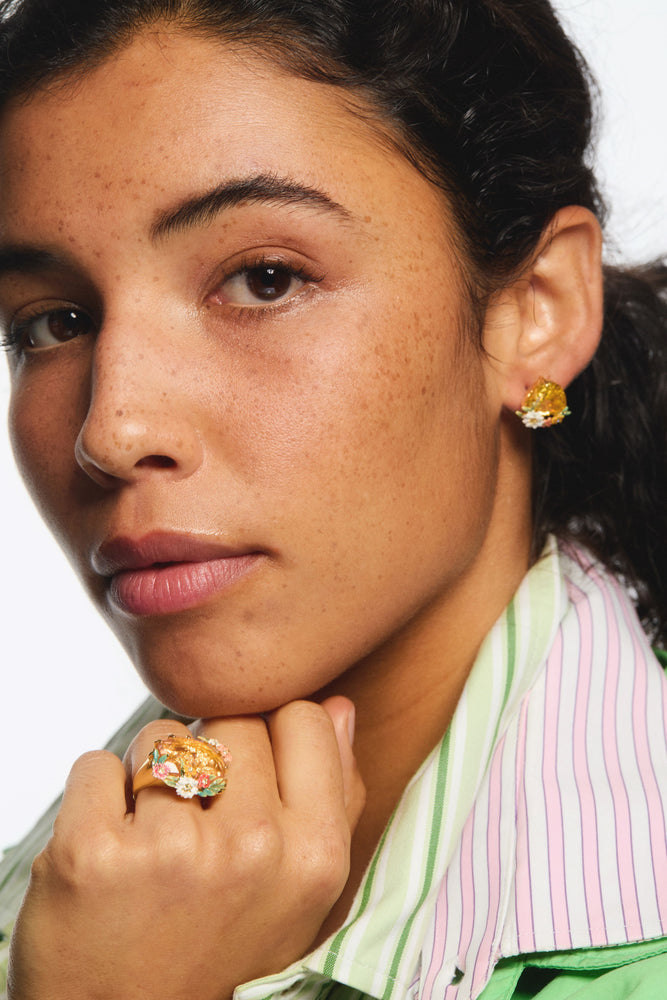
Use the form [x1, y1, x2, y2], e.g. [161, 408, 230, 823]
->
[8, 697, 365, 1000]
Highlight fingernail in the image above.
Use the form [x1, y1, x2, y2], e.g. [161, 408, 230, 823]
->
[347, 703, 356, 746]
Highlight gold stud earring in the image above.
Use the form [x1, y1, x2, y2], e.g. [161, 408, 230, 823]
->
[515, 377, 571, 429]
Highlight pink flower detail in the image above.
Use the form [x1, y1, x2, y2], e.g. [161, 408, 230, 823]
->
[201, 737, 232, 766]
[197, 773, 211, 789]
[152, 761, 179, 779]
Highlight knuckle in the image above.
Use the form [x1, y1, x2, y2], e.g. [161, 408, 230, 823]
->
[151, 813, 202, 865]
[227, 814, 284, 875]
[280, 699, 331, 733]
[298, 825, 350, 900]
[33, 827, 123, 891]
[73, 748, 114, 769]
[139, 819, 207, 889]
[67, 748, 119, 786]
[28, 845, 54, 885]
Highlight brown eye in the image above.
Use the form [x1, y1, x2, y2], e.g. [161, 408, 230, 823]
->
[245, 266, 295, 301]
[217, 264, 307, 307]
[15, 307, 95, 349]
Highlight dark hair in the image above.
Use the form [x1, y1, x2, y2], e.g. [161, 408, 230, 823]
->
[1, 0, 665, 641]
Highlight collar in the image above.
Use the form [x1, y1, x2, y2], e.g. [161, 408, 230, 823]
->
[237, 541, 667, 1000]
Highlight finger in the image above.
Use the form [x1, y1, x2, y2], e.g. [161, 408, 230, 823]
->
[124, 718, 197, 814]
[268, 699, 365, 830]
[123, 718, 193, 780]
[320, 696, 366, 830]
[51, 750, 128, 843]
[192, 715, 281, 811]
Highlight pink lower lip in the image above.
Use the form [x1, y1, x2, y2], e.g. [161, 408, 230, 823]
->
[109, 554, 261, 616]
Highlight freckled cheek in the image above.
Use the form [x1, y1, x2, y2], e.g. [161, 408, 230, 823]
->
[331, 312, 463, 460]
[229, 305, 465, 530]
[8, 375, 84, 522]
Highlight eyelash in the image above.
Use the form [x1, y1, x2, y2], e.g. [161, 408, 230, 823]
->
[1, 256, 324, 354]
[0, 303, 94, 355]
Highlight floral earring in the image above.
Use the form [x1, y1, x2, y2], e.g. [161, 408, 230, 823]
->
[515, 377, 571, 429]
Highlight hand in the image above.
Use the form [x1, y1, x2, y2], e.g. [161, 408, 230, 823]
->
[7, 697, 364, 1000]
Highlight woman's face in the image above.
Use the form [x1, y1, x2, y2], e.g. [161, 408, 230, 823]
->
[0, 31, 502, 716]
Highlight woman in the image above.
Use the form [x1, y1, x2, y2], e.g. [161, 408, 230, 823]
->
[1, 0, 666, 998]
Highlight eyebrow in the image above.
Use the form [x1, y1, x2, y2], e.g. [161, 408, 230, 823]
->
[150, 172, 354, 240]
[0, 175, 355, 277]
[0, 247, 67, 279]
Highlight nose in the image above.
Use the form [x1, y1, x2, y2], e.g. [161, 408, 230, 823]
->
[74, 332, 203, 489]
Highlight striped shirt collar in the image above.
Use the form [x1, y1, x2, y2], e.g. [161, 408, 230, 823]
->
[237, 540, 667, 1000]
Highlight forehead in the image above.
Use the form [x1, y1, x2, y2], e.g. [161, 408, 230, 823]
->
[0, 29, 452, 248]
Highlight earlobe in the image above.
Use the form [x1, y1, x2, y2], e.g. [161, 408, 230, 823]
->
[483, 206, 604, 413]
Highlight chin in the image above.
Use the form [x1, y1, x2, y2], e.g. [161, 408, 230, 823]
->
[122, 616, 348, 719]
[139, 669, 309, 721]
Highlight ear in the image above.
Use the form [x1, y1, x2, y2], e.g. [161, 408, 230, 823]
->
[483, 206, 603, 413]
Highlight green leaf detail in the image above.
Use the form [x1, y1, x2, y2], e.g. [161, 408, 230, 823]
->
[199, 781, 226, 796]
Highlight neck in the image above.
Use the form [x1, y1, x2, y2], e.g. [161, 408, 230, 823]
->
[316, 417, 533, 941]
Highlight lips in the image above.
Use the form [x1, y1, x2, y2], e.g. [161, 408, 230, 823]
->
[93, 533, 263, 616]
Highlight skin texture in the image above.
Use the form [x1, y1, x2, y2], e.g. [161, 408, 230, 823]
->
[0, 28, 603, 999]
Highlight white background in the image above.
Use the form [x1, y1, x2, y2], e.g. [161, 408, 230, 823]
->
[2, 0, 666, 851]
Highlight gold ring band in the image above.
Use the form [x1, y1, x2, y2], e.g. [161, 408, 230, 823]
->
[133, 734, 231, 799]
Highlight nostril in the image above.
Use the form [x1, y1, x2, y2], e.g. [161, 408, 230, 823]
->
[135, 454, 177, 469]
[75, 408, 202, 484]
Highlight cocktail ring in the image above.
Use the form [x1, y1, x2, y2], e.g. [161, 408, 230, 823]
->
[132, 734, 232, 799]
